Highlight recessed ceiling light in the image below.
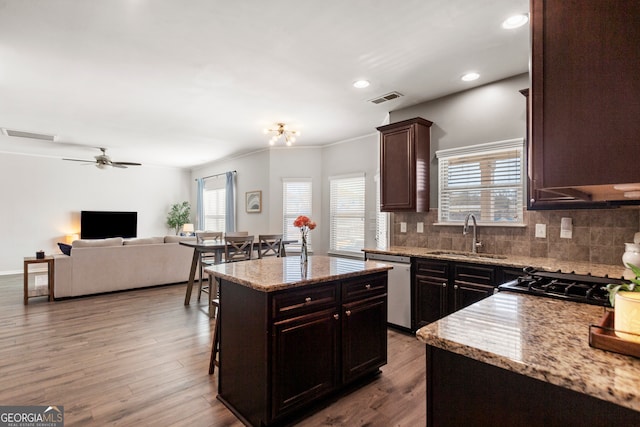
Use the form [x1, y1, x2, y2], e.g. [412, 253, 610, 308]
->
[461, 72, 480, 82]
[502, 14, 529, 29]
[353, 80, 370, 89]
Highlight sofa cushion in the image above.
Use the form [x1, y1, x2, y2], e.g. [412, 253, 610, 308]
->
[123, 237, 165, 245]
[72, 237, 124, 248]
[57, 242, 72, 256]
[164, 235, 197, 244]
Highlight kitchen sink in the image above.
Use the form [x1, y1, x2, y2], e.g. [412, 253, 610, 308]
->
[425, 250, 508, 260]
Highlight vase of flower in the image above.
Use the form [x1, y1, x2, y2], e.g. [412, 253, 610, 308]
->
[293, 215, 316, 269]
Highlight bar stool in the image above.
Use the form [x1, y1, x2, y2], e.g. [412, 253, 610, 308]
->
[195, 231, 223, 313]
[208, 272, 220, 374]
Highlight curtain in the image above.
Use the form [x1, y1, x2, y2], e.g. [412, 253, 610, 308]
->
[225, 171, 235, 232]
[196, 177, 204, 230]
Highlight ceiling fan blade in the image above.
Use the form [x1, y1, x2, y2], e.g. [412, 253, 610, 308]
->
[111, 163, 128, 168]
[112, 161, 142, 166]
[63, 158, 95, 163]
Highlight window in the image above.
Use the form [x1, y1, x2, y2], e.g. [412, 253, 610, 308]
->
[202, 178, 226, 231]
[375, 173, 388, 249]
[436, 138, 524, 225]
[329, 173, 365, 255]
[283, 179, 312, 250]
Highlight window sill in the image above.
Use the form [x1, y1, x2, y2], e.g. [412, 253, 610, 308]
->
[433, 222, 527, 228]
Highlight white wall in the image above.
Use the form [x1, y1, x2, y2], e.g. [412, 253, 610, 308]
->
[321, 134, 379, 254]
[0, 152, 191, 273]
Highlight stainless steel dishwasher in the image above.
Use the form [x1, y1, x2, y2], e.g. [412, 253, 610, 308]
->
[366, 252, 412, 330]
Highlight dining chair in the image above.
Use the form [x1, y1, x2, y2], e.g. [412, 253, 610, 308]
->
[257, 234, 283, 258]
[224, 235, 254, 262]
[225, 231, 249, 237]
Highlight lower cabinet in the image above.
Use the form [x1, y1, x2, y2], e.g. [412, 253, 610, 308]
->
[272, 307, 339, 416]
[221, 272, 388, 426]
[413, 258, 508, 329]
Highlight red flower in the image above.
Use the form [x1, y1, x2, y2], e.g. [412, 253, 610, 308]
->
[294, 215, 316, 230]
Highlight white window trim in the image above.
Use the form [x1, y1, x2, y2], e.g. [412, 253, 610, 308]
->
[328, 172, 366, 258]
[282, 177, 313, 253]
[435, 138, 525, 227]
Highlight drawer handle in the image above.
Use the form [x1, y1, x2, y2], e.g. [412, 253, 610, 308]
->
[305, 297, 312, 303]
[333, 314, 340, 320]
[442, 282, 447, 288]
[345, 310, 352, 316]
[454, 285, 459, 290]
[365, 284, 371, 290]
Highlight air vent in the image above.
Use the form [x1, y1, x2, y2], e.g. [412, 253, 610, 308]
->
[1, 128, 56, 141]
[368, 91, 403, 105]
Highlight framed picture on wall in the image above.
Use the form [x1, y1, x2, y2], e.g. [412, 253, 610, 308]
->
[246, 190, 262, 213]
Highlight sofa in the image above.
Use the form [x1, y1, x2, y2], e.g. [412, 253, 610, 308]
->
[53, 235, 198, 298]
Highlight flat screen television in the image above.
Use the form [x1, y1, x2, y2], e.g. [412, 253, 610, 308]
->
[80, 211, 138, 239]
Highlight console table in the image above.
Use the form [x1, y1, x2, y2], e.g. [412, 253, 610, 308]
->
[23, 256, 55, 304]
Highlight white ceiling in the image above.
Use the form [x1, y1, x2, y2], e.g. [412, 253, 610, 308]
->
[0, 0, 529, 169]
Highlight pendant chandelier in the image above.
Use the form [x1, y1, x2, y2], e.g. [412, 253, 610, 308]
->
[264, 123, 300, 146]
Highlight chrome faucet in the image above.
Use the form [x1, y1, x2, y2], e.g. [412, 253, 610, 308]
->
[463, 213, 482, 254]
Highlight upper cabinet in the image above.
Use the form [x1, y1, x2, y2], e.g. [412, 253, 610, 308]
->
[529, 0, 640, 208]
[377, 117, 433, 212]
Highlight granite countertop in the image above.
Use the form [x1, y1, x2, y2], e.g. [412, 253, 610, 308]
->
[204, 255, 392, 292]
[416, 292, 640, 412]
[364, 246, 632, 279]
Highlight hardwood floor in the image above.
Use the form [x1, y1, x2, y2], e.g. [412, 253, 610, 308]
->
[0, 274, 425, 426]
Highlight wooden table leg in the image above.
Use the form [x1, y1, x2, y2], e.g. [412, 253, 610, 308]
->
[184, 248, 200, 305]
[23, 261, 28, 305]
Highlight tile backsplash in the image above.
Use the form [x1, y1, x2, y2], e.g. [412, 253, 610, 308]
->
[391, 208, 640, 266]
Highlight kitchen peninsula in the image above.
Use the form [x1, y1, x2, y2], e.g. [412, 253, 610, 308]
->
[416, 292, 640, 426]
[205, 255, 391, 427]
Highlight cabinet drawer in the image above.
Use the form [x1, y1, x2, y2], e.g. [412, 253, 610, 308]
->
[453, 264, 495, 287]
[414, 259, 448, 279]
[272, 283, 338, 319]
[342, 274, 387, 302]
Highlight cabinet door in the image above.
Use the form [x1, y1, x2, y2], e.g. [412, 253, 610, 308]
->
[530, 0, 640, 204]
[413, 259, 449, 329]
[378, 117, 432, 212]
[452, 264, 496, 312]
[272, 307, 339, 418]
[342, 295, 387, 384]
[414, 275, 447, 329]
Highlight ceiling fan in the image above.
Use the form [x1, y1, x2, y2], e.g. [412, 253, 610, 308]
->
[63, 147, 142, 169]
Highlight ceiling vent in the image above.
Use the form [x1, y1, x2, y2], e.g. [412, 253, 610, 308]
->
[368, 91, 403, 105]
[1, 128, 56, 141]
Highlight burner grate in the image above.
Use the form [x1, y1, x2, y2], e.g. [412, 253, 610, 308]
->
[499, 268, 627, 306]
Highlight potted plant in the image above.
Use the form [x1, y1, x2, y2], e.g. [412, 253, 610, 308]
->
[167, 201, 191, 235]
[606, 263, 640, 342]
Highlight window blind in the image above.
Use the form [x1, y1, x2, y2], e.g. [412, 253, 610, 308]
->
[202, 177, 226, 231]
[329, 173, 365, 255]
[375, 173, 388, 249]
[436, 139, 524, 225]
[282, 178, 313, 250]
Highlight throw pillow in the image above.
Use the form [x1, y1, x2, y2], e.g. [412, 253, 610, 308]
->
[57, 242, 72, 256]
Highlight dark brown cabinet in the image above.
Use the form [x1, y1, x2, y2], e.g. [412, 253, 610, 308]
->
[377, 117, 433, 212]
[528, 0, 640, 207]
[220, 272, 388, 426]
[272, 307, 339, 416]
[413, 259, 503, 329]
[413, 259, 449, 330]
[452, 263, 495, 312]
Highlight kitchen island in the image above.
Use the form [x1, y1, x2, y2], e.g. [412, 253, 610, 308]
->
[205, 255, 391, 427]
[416, 292, 640, 426]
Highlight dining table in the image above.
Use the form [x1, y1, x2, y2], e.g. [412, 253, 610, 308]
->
[180, 238, 296, 305]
